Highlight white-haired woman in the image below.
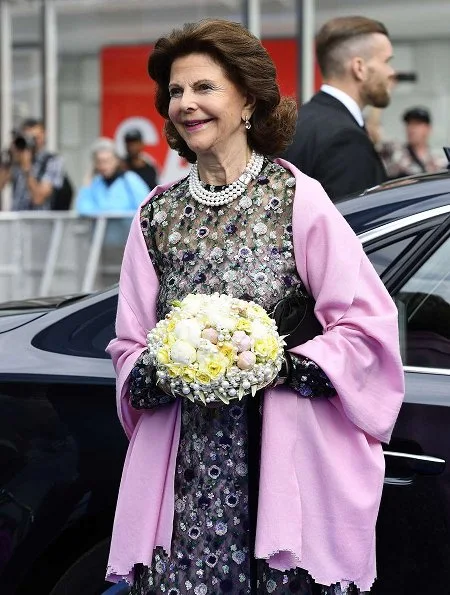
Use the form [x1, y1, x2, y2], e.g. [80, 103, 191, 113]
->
[76, 137, 150, 217]
[76, 137, 150, 259]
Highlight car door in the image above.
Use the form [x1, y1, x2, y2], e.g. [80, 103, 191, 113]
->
[0, 291, 126, 595]
[363, 211, 450, 594]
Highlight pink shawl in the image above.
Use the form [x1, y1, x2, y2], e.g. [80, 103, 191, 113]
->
[105, 161, 404, 591]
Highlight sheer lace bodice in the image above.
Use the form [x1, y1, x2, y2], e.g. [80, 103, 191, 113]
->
[141, 159, 302, 320]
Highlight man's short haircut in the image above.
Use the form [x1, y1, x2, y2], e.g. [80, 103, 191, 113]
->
[21, 117, 44, 130]
[316, 16, 389, 79]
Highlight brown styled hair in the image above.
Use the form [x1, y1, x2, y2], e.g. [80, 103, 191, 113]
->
[148, 19, 297, 163]
[316, 16, 389, 79]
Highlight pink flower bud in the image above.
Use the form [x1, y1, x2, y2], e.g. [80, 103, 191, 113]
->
[232, 331, 252, 353]
[202, 327, 219, 344]
[237, 350, 256, 370]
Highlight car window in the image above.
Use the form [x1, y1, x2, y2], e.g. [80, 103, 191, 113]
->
[395, 237, 450, 369]
[366, 233, 422, 276]
[32, 295, 117, 359]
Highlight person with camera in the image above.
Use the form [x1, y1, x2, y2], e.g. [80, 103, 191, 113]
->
[122, 128, 159, 190]
[0, 118, 66, 211]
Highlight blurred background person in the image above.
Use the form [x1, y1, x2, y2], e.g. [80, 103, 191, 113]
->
[0, 118, 70, 211]
[76, 137, 149, 215]
[122, 128, 158, 190]
[367, 106, 447, 179]
[76, 137, 150, 252]
[283, 16, 395, 201]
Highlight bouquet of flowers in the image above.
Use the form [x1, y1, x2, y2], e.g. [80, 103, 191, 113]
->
[146, 293, 285, 405]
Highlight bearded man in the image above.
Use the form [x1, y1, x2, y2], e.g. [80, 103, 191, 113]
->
[283, 16, 395, 201]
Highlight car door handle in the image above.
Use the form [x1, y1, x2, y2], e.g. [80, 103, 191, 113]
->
[384, 450, 446, 486]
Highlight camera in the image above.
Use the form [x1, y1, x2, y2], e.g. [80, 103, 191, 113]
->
[0, 148, 12, 168]
[12, 133, 36, 152]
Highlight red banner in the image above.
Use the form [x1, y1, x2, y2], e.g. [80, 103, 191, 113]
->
[101, 40, 320, 183]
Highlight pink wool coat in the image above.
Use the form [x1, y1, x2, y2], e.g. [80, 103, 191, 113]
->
[105, 160, 404, 591]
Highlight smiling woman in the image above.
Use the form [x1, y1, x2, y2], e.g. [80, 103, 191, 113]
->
[166, 52, 254, 173]
[105, 18, 404, 595]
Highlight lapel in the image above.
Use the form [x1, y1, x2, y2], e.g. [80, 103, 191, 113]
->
[311, 91, 387, 175]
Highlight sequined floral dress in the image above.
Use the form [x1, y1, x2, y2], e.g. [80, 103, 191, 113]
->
[129, 159, 362, 595]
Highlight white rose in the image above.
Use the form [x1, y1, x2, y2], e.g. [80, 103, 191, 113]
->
[204, 307, 237, 331]
[174, 319, 203, 347]
[180, 294, 204, 315]
[170, 340, 197, 365]
[250, 320, 268, 339]
[197, 343, 219, 363]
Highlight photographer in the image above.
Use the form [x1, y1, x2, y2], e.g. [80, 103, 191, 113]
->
[0, 118, 65, 211]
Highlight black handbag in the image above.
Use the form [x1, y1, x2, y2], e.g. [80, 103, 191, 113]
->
[271, 289, 322, 349]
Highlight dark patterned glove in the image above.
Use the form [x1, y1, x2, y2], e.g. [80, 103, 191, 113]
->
[275, 352, 336, 399]
[129, 353, 177, 410]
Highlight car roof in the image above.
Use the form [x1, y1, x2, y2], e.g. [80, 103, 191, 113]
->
[337, 169, 450, 234]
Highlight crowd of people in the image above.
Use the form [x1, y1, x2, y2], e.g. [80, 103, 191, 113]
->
[0, 121, 158, 215]
[0, 17, 446, 214]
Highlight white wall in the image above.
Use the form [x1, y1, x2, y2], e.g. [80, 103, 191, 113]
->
[58, 55, 100, 190]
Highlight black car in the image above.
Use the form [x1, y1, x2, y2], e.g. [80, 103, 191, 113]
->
[0, 170, 449, 595]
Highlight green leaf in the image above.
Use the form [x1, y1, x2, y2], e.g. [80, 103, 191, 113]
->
[218, 393, 230, 405]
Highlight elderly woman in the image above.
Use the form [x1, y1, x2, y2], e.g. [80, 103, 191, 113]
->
[76, 137, 150, 250]
[76, 137, 149, 215]
[106, 20, 404, 595]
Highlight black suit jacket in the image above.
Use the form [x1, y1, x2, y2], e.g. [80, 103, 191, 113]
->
[283, 91, 387, 201]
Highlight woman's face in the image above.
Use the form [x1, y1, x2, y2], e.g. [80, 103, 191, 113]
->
[168, 52, 251, 161]
[95, 149, 119, 178]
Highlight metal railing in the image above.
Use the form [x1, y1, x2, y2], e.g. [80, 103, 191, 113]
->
[0, 211, 134, 302]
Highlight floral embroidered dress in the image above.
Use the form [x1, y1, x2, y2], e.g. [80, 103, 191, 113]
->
[129, 159, 361, 595]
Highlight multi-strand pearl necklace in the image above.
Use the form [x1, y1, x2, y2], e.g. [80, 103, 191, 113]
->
[188, 151, 264, 207]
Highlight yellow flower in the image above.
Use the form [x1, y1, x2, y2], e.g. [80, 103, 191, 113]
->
[236, 318, 252, 333]
[218, 342, 236, 364]
[163, 334, 176, 348]
[166, 364, 183, 377]
[181, 367, 196, 383]
[166, 320, 176, 333]
[253, 336, 279, 360]
[200, 355, 227, 379]
[156, 347, 170, 365]
[195, 370, 212, 384]
[248, 304, 267, 319]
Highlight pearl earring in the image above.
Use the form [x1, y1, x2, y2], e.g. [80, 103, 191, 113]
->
[244, 116, 251, 130]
